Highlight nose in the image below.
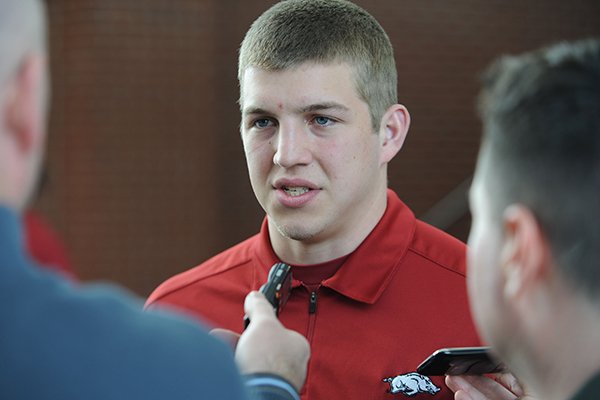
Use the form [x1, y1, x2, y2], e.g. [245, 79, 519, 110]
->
[272, 123, 312, 168]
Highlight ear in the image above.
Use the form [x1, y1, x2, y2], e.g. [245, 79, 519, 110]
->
[378, 104, 410, 165]
[501, 204, 552, 300]
[3, 54, 46, 155]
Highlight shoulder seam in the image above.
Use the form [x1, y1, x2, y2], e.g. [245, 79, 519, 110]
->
[148, 258, 253, 304]
[405, 246, 466, 278]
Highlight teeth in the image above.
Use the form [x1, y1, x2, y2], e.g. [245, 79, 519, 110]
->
[283, 186, 310, 196]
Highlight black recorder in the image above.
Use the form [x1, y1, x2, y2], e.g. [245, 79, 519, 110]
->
[243, 262, 293, 329]
[417, 346, 507, 376]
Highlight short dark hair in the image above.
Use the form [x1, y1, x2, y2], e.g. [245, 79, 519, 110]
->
[478, 38, 600, 299]
[238, 0, 397, 131]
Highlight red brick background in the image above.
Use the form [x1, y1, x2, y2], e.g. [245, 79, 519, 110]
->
[36, 0, 600, 296]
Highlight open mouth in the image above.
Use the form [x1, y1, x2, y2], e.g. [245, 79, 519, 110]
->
[282, 186, 310, 197]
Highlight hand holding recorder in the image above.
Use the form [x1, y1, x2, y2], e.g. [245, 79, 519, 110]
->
[236, 291, 309, 391]
[244, 263, 292, 329]
[211, 264, 308, 392]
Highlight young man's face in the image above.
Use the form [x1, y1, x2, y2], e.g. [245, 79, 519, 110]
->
[239, 62, 388, 245]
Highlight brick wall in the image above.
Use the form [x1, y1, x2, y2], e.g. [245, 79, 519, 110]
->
[36, 0, 600, 296]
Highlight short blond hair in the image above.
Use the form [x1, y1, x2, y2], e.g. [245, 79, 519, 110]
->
[238, 0, 397, 131]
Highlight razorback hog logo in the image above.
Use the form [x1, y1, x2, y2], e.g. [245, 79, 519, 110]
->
[383, 373, 440, 396]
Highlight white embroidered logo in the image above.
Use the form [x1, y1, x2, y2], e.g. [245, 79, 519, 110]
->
[383, 373, 440, 396]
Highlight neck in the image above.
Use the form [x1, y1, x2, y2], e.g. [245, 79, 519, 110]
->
[514, 291, 600, 400]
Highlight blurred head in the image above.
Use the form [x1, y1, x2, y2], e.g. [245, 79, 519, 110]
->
[468, 39, 600, 348]
[238, 0, 397, 132]
[0, 0, 49, 212]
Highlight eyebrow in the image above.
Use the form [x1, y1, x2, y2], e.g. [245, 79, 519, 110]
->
[242, 102, 350, 117]
[296, 102, 350, 114]
[242, 107, 272, 117]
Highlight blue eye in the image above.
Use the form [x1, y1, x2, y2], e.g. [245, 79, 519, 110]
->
[254, 118, 272, 128]
[314, 116, 333, 126]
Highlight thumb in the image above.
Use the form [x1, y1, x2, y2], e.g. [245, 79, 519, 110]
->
[244, 291, 277, 326]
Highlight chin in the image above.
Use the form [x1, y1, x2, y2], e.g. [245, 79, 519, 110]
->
[275, 222, 317, 242]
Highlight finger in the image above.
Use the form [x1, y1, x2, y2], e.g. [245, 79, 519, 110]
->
[445, 375, 460, 392]
[445, 376, 478, 400]
[244, 291, 277, 324]
[494, 373, 524, 397]
[210, 328, 241, 348]
[445, 376, 470, 394]
[455, 390, 474, 400]
[449, 375, 519, 400]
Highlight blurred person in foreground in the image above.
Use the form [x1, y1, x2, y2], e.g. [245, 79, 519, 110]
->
[148, 0, 480, 398]
[446, 38, 600, 400]
[0, 0, 308, 398]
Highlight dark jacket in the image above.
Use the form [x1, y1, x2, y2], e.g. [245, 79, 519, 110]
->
[0, 206, 295, 400]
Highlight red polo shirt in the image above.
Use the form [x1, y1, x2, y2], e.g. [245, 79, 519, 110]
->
[147, 190, 480, 399]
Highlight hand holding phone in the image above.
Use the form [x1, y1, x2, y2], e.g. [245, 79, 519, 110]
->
[243, 262, 292, 329]
[417, 346, 506, 376]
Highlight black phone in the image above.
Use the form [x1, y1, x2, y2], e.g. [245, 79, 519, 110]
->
[416, 346, 506, 376]
[243, 262, 292, 329]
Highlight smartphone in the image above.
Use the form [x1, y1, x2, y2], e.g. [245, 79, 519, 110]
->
[416, 346, 506, 376]
[243, 262, 292, 329]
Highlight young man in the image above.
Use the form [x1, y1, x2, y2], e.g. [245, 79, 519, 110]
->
[0, 0, 308, 398]
[148, 0, 480, 398]
[446, 39, 600, 400]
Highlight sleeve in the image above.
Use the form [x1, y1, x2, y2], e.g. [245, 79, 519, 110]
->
[19, 273, 252, 400]
[245, 374, 300, 400]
